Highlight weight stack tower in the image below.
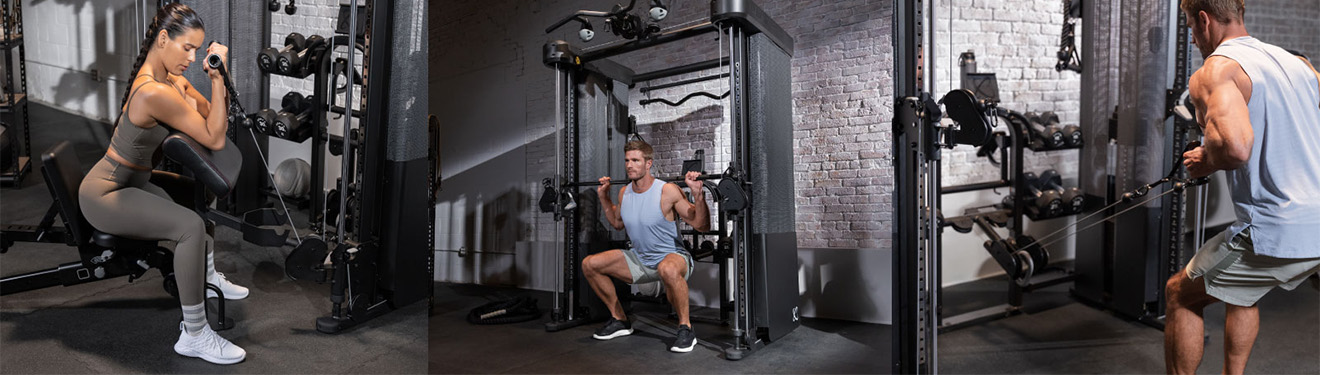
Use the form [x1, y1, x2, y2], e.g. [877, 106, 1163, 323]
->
[361, 0, 430, 307]
[746, 32, 799, 341]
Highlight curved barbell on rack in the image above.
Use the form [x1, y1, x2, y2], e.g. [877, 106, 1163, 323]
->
[639, 90, 730, 107]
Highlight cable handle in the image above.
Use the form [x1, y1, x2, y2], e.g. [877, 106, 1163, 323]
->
[205, 41, 241, 103]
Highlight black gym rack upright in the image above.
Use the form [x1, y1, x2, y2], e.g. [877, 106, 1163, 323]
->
[542, 0, 797, 360]
[0, 0, 29, 186]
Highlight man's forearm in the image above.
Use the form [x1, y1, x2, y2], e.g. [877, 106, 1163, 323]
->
[1202, 123, 1249, 172]
[599, 194, 623, 229]
[204, 81, 229, 148]
[691, 192, 710, 232]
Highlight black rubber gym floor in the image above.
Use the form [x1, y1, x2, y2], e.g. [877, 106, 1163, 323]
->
[0, 103, 426, 374]
[432, 273, 1318, 374]
[937, 273, 1319, 374]
[429, 282, 891, 374]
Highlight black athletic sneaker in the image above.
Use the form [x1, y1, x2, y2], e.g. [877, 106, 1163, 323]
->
[592, 318, 633, 340]
[669, 324, 696, 353]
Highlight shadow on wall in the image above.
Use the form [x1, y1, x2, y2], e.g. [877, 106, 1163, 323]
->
[33, 0, 137, 122]
[457, 185, 532, 286]
[797, 247, 891, 325]
[636, 104, 725, 175]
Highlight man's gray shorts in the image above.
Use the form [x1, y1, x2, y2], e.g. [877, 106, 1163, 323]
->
[1186, 227, 1320, 306]
[621, 249, 693, 284]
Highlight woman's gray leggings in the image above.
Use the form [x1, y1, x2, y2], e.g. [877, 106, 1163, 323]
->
[79, 157, 211, 306]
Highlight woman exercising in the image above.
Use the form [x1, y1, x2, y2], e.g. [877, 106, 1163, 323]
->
[77, 4, 246, 364]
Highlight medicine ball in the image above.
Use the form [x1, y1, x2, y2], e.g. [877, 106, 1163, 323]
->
[272, 158, 311, 199]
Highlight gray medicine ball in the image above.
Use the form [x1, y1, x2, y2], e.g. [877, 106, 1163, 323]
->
[272, 158, 312, 199]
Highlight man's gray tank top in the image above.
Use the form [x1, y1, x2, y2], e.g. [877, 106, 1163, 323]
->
[621, 180, 684, 268]
[1209, 36, 1320, 258]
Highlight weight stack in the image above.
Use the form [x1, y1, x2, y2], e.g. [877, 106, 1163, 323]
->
[747, 32, 799, 342]
[571, 72, 631, 323]
[372, 0, 430, 307]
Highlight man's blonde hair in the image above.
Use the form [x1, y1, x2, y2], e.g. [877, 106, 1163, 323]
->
[624, 140, 654, 160]
[1180, 0, 1244, 24]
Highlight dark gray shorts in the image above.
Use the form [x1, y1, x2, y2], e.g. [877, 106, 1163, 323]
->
[1186, 227, 1320, 306]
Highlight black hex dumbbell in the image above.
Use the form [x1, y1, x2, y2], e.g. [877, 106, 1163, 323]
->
[277, 35, 326, 76]
[281, 91, 311, 112]
[258, 33, 306, 74]
[1024, 172, 1063, 217]
[254, 108, 278, 135]
[1026, 111, 1065, 149]
[1038, 111, 1082, 147]
[275, 94, 316, 139]
[1039, 169, 1084, 214]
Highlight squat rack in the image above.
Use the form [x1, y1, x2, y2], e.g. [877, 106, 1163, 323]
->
[541, 0, 796, 360]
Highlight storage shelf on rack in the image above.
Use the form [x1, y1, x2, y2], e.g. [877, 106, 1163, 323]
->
[0, 92, 25, 111]
[1, 0, 29, 187]
[1025, 141, 1083, 153]
[1016, 203, 1085, 222]
[0, 155, 29, 185]
[260, 186, 312, 209]
[0, 34, 21, 49]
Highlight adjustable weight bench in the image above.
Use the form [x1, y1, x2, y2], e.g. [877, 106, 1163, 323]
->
[0, 137, 244, 330]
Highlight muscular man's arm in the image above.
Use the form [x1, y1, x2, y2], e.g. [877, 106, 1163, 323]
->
[667, 176, 710, 233]
[599, 184, 626, 231]
[1185, 57, 1254, 178]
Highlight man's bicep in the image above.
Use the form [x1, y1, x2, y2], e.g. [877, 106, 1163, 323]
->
[666, 185, 696, 221]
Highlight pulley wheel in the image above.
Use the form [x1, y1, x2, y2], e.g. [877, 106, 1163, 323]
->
[286, 237, 329, 281]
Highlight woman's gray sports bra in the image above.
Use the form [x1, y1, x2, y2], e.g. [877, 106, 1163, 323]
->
[109, 76, 172, 167]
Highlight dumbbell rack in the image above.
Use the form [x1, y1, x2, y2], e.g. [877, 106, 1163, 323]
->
[259, 33, 367, 234]
[0, 0, 29, 187]
[935, 106, 1084, 331]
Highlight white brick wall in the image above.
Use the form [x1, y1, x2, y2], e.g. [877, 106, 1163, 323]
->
[24, 0, 139, 122]
[927, 0, 1086, 284]
[511, 0, 895, 249]
[932, 0, 1082, 189]
[24, 0, 355, 182]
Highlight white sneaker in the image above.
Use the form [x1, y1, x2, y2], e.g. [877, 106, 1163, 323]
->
[206, 271, 249, 300]
[174, 322, 246, 365]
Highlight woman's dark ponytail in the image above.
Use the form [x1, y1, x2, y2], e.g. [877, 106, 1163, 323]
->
[117, 3, 204, 111]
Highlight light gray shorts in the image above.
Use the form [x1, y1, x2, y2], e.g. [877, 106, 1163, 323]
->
[621, 248, 693, 284]
[1186, 227, 1320, 306]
